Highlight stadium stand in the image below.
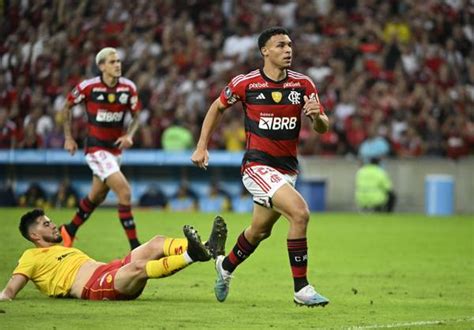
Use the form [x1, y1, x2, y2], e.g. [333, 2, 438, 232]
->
[0, 0, 471, 158]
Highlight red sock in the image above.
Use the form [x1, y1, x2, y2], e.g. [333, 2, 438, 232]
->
[222, 231, 257, 273]
[67, 197, 97, 236]
[287, 238, 309, 292]
[118, 204, 140, 249]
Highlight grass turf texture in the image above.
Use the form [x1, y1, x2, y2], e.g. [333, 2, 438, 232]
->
[0, 208, 472, 329]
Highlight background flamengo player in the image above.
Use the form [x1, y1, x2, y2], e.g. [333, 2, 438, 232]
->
[191, 26, 330, 307]
[60, 47, 141, 250]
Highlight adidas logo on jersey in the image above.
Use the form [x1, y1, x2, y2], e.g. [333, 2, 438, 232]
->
[97, 94, 104, 101]
[256, 93, 266, 100]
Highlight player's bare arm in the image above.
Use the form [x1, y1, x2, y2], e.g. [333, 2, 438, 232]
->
[63, 100, 78, 155]
[191, 98, 228, 170]
[115, 112, 140, 150]
[0, 274, 28, 301]
[303, 94, 329, 134]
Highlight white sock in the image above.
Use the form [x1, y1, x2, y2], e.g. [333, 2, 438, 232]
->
[183, 251, 193, 263]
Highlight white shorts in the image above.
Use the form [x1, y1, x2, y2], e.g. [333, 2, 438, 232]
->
[242, 165, 297, 208]
[85, 150, 122, 181]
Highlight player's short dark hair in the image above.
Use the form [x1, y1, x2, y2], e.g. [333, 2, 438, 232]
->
[19, 209, 44, 241]
[257, 26, 290, 51]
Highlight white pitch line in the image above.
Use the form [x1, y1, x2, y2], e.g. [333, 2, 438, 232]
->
[347, 316, 474, 329]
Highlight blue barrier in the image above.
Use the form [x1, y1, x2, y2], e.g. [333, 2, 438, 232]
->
[2, 150, 328, 211]
[425, 175, 455, 216]
[0, 150, 244, 166]
[296, 179, 326, 212]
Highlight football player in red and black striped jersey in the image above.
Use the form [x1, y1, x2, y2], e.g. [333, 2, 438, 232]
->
[60, 48, 141, 250]
[192, 27, 330, 307]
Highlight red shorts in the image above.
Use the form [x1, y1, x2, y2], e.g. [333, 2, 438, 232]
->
[81, 254, 143, 301]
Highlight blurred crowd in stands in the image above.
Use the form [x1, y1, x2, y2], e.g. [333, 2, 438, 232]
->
[0, 0, 473, 160]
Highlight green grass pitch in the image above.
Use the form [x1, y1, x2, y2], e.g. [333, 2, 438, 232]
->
[0, 208, 472, 329]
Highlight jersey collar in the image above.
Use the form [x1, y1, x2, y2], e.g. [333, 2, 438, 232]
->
[101, 76, 118, 88]
[259, 68, 288, 84]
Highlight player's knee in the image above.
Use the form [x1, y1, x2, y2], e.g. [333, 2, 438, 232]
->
[117, 186, 131, 202]
[290, 207, 310, 227]
[129, 260, 147, 274]
[149, 235, 166, 250]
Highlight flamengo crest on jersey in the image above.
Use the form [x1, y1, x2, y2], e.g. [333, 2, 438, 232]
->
[219, 69, 320, 174]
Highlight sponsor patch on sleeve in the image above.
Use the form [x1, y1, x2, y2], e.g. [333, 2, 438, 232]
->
[72, 87, 80, 98]
[224, 86, 232, 99]
[223, 86, 238, 104]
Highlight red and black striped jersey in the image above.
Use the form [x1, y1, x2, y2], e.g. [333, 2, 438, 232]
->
[67, 76, 140, 155]
[219, 69, 323, 174]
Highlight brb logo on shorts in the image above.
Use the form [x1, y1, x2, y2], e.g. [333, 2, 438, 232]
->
[258, 115, 297, 130]
[96, 109, 124, 122]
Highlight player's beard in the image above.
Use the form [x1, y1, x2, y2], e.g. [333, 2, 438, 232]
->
[44, 234, 63, 244]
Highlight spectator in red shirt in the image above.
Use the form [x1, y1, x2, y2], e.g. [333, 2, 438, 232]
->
[345, 115, 366, 155]
[393, 127, 425, 158]
[443, 116, 470, 160]
[0, 107, 17, 148]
